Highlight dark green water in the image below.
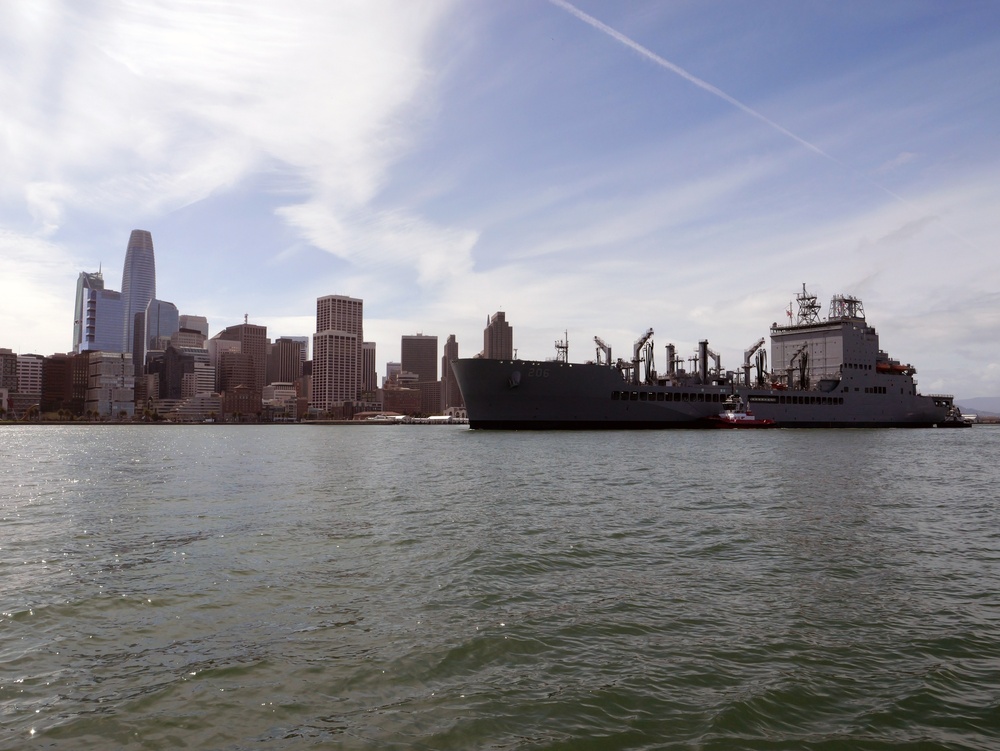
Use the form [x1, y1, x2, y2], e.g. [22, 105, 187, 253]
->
[2, 425, 998, 750]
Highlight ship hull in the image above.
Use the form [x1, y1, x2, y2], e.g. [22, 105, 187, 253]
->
[451, 358, 950, 430]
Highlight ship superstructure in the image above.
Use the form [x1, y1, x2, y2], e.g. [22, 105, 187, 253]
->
[451, 285, 963, 429]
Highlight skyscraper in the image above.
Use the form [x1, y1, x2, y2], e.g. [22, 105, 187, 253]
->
[401, 334, 438, 384]
[312, 295, 363, 411]
[133, 299, 179, 377]
[442, 334, 464, 411]
[267, 337, 307, 386]
[121, 230, 156, 353]
[144, 299, 180, 352]
[216, 322, 268, 397]
[484, 311, 513, 359]
[73, 270, 123, 353]
[362, 342, 377, 394]
[401, 334, 439, 415]
[178, 315, 209, 338]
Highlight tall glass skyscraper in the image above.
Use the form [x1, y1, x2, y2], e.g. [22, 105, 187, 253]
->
[121, 230, 156, 353]
[72, 270, 124, 353]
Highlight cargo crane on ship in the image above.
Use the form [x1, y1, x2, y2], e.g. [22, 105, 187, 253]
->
[742, 337, 766, 387]
[594, 336, 612, 366]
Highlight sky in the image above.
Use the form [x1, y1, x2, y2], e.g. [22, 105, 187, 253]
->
[2, 0, 999, 399]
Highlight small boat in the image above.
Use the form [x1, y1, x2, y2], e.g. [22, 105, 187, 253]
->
[706, 396, 777, 429]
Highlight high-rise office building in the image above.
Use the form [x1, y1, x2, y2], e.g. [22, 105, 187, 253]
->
[442, 334, 463, 411]
[121, 230, 156, 353]
[312, 295, 363, 411]
[17, 354, 44, 395]
[170, 328, 207, 349]
[401, 334, 439, 415]
[217, 350, 256, 393]
[267, 337, 307, 386]
[484, 311, 513, 359]
[178, 315, 209, 338]
[401, 334, 437, 384]
[144, 299, 180, 351]
[132, 299, 179, 378]
[362, 342, 377, 394]
[73, 270, 124, 353]
[41, 353, 88, 415]
[216, 322, 268, 397]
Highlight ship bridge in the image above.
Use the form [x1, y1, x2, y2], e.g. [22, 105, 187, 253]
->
[770, 285, 880, 390]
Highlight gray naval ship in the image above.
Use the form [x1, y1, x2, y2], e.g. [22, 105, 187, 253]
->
[451, 285, 965, 429]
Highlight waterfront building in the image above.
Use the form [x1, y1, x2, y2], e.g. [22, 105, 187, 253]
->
[41, 352, 89, 415]
[0, 348, 17, 393]
[263, 382, 298, 420]
[312, 295, 363, 411]
[380, 385, 421, 415]
[170, 392, 222, 422]
[85, 351, 134, 418]
[11, 354, 45, 418]
[72, 270, 124, 353]
[484, 311, 513, 359]
[417, 381, 442, 417]
[120, 230, 156, 354]
[17, 354, 44, 395]
[222, 384, 258, 421]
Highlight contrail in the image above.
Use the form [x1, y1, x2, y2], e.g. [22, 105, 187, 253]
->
[547, 0, 836, 162]
[548, 0, 983, 251]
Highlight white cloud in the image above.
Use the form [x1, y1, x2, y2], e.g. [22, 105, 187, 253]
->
[278, 201, 478, 286]
[0, 229, 79, 354]
[1, 0, 454, 225]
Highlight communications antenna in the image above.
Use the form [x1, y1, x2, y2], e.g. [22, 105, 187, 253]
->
[554, 331, 569, 363]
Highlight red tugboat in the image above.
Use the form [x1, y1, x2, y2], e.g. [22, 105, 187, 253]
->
[706, 396, 777, 429]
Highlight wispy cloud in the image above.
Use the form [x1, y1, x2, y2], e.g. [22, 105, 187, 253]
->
[0, 1, 455, 233]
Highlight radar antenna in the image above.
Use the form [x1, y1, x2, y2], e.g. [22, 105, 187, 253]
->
[795, 283, 821, 324]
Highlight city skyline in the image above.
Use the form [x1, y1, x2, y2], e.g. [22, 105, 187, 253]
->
[2, 2, 999, 398]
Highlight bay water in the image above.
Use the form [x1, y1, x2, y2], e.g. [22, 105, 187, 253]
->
[2, 424, 998, 749]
